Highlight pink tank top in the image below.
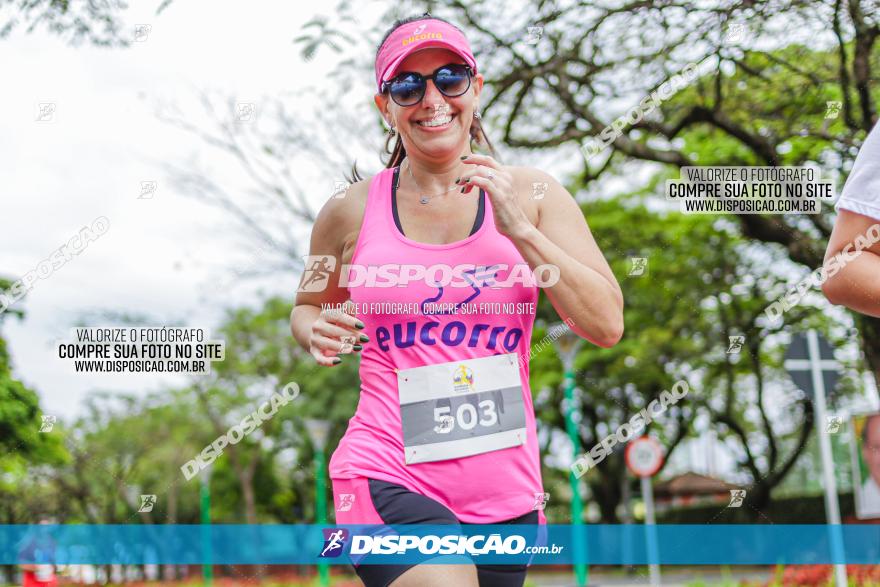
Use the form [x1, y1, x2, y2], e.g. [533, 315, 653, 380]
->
[328, 166, 545, 523]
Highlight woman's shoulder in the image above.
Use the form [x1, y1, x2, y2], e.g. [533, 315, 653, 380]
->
[312, 173, 382, 250]
[505, 165, 564, 224]
[507, 165, 573, 206]
[315, 175, 372, 226]
[507, 165, 559, 188]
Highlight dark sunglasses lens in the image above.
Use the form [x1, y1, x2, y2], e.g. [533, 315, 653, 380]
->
[435, 66, 470, 97]
[390, 74, 425, 106]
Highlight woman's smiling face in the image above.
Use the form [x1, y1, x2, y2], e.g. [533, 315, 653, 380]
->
[375, 47, 483, 160]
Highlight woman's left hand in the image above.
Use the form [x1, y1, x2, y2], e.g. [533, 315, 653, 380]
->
[458, 154, 534, 239]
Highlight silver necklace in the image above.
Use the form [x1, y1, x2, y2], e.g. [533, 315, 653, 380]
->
[405, 158, 461, 205]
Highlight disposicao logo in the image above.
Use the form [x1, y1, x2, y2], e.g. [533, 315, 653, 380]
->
[319, 528, 349, 558]
[350, 533, 529, 555]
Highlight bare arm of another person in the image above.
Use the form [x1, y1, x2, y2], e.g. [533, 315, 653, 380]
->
[822, 210, 880, 317]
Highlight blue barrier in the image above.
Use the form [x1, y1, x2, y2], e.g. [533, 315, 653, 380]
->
[5, 524, 879, 565]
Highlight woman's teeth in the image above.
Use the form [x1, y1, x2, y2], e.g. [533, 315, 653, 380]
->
[417, 114, 454, 127]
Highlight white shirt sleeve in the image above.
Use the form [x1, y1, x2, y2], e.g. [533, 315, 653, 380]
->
[836, 123, 880, 221]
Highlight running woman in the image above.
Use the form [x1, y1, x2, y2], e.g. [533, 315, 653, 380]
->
[290, 14, 623, 587]
[823, 122, 880, 317]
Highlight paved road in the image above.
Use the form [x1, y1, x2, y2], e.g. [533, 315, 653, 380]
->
[528, 566, 771, 587]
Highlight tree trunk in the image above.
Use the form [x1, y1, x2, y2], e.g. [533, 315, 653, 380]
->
[241, 469, 258, 526]
[590, 459, 623, 523]
[239, 462, 266, 579]
[163, 478, 178, 582]
[749, 482, 772, 516]
[620, 475, 633, 524]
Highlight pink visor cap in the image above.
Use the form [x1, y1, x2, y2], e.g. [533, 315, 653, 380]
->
[375, 19, 478, 93]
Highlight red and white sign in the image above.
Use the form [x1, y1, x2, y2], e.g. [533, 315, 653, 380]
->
[625, 437, 664, 477]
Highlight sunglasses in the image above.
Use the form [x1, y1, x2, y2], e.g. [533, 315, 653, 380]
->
[382, 63, 473, 107]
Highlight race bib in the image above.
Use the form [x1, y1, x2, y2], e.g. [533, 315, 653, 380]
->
[397, 352, 527, 464]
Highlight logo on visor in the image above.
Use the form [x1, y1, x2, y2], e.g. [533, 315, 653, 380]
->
[452, 365, 475, 393]
[402, 31, 443, 46]
[413, 24, 426, 35]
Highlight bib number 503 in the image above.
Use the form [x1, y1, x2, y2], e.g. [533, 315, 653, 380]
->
[433, 400, 498, 434]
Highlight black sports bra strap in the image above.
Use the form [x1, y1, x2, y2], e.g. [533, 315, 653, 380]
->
[391, 166, 484, 237]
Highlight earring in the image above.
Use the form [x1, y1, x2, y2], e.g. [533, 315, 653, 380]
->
[388, 124, 397, 136]
[473, 111, 482, 120]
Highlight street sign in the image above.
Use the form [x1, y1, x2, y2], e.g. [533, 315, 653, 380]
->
[784, 331, 841, 402]
[626, 437, 664, 477]
[784, 329, 846, 587]
[626, 436, 664, 587]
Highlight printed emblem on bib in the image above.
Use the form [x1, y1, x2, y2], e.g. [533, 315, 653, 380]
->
[397, 353, 526, 464]
[453, 365, 475, 393]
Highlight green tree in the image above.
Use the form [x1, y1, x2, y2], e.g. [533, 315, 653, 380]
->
[532, 181, 848, 519]
[187, 296, 360, 524]
[302, 0, 880, 377]
[435, 0, 880, 379]
[0, 277, 67, 517]
[0, 0, 174, 46]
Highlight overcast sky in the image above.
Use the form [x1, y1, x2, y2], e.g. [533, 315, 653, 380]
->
[0, 0, 395, 419]
[1, 0, 592, 422]
[5, 1, 876, 485]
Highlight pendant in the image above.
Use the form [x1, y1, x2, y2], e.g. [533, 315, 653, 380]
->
[420, 195, 430, 205]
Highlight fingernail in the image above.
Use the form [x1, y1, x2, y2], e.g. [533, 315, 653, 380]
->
[460, 155, 467, 160]
[359, 334, 370, 342]
[454, 177, 460, 184]
[460, 187, 465, 193]
[332, 357, 342, 365]
[353, 344, 363, 351]
[355, 320, 365, 329]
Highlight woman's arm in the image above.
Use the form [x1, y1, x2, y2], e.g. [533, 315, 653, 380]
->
[822, 209, 880, 317]
[454, 156, 624, 347]
[509, 168, 623, 347]
[290, 183, 367, 365]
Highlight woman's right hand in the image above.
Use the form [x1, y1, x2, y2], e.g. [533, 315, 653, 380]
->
[308, 303, 367, 366]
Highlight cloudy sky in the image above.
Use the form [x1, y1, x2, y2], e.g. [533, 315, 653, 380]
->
[1, 0, 595, 422]
[1, 0, 396, 419]
[5, 0, 873, 484]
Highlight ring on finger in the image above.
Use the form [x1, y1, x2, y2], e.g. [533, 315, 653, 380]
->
[487, 170, 495, 180]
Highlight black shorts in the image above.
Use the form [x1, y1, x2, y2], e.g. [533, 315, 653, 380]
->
[352, 478, 539, 587]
